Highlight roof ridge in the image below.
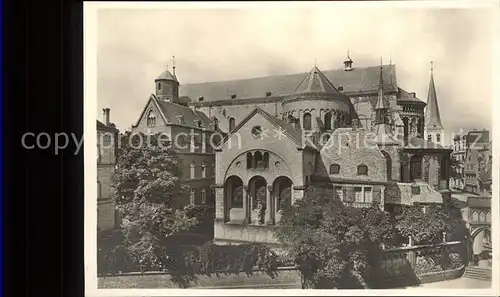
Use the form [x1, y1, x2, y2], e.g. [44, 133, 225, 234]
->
[182, 64, 396, 86]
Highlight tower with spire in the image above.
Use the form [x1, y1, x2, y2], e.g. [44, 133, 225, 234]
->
[155, 56, 180, 103]
[373, 60, 397, 147]
[424, 61, 445, 146]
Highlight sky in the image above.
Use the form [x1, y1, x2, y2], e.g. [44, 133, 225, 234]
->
[96, 5, 495, 143]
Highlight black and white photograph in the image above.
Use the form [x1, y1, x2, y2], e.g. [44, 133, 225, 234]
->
[85, 1, 498, 295]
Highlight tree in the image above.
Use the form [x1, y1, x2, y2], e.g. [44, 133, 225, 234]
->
[275, 186, 393, 289]
[111, 132, 196, 271]
[394, 203, 468, 246]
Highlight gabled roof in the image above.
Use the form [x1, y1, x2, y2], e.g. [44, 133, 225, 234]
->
[132, 94, 217, 131]
[97, 120, 118, 132]
[397, 88, 426, 104]
[217, 107, 312, 150]
[425, 71, 444, 130]
[293, 66, 341, 94]
[181, 64, 398, 103]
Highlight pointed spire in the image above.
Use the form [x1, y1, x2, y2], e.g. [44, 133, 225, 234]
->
[373, 61, 397, 145]
[425, 61, 444, 130]
[172, 55, 176, 76]
[375, 59, 389, 110]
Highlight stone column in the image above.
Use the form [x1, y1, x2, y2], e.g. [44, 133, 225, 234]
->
[242, 185, 250, 224]
[405, 153, 413, 182]
[266, 185, 274, 225]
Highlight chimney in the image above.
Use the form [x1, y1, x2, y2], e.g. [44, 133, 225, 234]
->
[103, 108, 110, 126]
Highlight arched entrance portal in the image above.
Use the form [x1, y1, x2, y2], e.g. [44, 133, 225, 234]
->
[471, 227, 492, 267]
[249, 176, 267, 224]
[273, 176, 293, 223]
[224, 176, 243, 222]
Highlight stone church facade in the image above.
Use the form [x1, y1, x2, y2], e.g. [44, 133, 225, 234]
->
[132, 55, 452, 244]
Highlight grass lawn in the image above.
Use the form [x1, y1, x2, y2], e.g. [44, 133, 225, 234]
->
[98, 270, 302, 289]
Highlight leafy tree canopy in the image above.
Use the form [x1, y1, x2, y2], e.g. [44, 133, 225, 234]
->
[275, 186, 394, 289]
[111, 132, 196, 270]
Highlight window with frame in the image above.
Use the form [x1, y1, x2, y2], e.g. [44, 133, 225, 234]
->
[335, 186, 343, 200]
[190, 162, 196, 179]
[201, 188, 206, 204]
[357, 164, 368, 175]
[329, 164, 340, 174]
[436, 133, 441, 143]
[354, 187, 363, 202]
[427, 134, 432, 142]
[363, 187, 372, 203]
[190, 189, 196, 205]
[201, 163, 206, 178]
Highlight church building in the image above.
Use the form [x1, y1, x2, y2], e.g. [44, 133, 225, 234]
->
[133, 54, 452, 245]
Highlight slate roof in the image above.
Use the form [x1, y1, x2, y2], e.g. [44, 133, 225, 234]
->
[397, 88, 426, 104]
[155, 99, 215, 130]
[294, 66, 341, 94]
[156, 69, 178, 81]
[97, 120, 118, 132]
[217, 107, 316, 150]
[425, 71, 444, 130]
[466, 130, 489, 146]
[181, 64, 398, 103]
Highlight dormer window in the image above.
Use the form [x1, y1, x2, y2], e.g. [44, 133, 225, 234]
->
[357, 164, 368, 175]
[266, 92, 272, 97]
[194, 120, 202, 128]
[338, 85, 344, 91]
[198, 96, 204, 102]
[231, 94, 237, 99]
[329, 164, 340, 174]
[176, 115, 185, 124]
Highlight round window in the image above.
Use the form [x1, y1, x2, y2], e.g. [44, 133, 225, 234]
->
[251, 126, 263, 138]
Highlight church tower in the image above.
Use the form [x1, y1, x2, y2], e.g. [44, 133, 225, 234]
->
[155, 57, 180, 103]
[424, 62, 445, 146]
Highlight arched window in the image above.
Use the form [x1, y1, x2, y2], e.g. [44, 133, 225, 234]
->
[247, 152, 253, 169]
[324, 112, 332, 131]
[147, 110, 156, 127]
[303, 113, 312, 130]
[157, 82, 161, 90]
[229, 117, 236, 132]
[357, 164, 368, 175]
[263, 152, 269, 168]
[201, 162, 207, 178]
[436, 133, 441, 143]
[329, 164, 340, 174]
[427, 134, 432, 142]
[254, 151, 263, 168]
[190, 162, 196, 179]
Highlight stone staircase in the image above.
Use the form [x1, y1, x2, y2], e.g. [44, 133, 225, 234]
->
[463, 266, 492, 281]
